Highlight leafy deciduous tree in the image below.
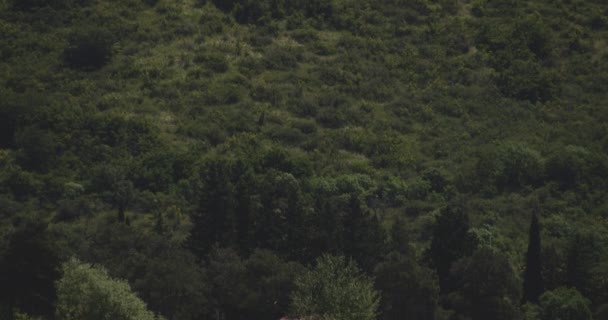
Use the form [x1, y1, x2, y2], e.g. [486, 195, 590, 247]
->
[532, 287, 592, 320]
[289, 254, 379, 320]
[56, 258, 157, 320]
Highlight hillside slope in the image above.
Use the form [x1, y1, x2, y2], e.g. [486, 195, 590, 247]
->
[1, 0, 608, 319]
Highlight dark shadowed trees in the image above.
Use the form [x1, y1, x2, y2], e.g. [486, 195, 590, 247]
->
[0, 217, 60, 318]
[522, 213, 544, 304]
[374, 251, 439, 320]
[427, 205, 478, 292]
[449, 248, 521, 320]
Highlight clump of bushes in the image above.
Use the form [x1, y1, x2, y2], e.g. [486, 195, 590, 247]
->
[64, 28, 115, 71]
[193, 51, 229, 73]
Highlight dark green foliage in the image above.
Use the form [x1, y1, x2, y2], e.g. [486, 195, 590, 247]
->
[112, 180, 133, 223]
[0, 97, 20, 149]
[427, 205, 478, 292]
[189, 157, 236, 256]
[193, 51, 229, 73]
[0, 217, 60, 317]
[207, 247, 303, 319]
[64, 28, 114, 71]
[449, 248, 521, 320]
[135, 249, 208, 319]
[263, 46, 300, 70]
[15, 126, 60, 172]
[540, 245, 566, 292]
[374, 251, 439, 320]
[566, 231, 605, 303]
[80, 114, 159, 158]
[535, 287, 593, 320]
[522, 213, 544, 304]
[2, 167, 42, 201]
[1, 0, 608, 318]
[343, 193, 388, 272]
[546, 145, 608, 189]
[11, 0, 89, 11]
[476, 143, 544, 192]
[211, 0, 332, 24]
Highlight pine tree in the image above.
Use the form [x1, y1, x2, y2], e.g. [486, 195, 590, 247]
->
[522, 213, 544, 304]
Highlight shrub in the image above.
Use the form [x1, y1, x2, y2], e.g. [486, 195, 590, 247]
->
[476, 143, 544, 191]
[193, 51, 229, 73]
[263, 46, 299, 70]
[545, 145, 607, 189]
[64, 28, 114, 71]
[204, 83, 243, 105]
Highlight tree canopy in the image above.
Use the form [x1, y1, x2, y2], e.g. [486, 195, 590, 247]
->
[289, 255, 379, 320]
[56, 258, 157, 320]
[1, 0, 607, 318]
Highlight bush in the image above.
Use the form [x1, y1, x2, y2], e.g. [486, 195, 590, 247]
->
[476, 143, 544, 191]
[193, 51, 229, 73]
[263, 46, 300, 70]
[15, 126, 59, 172]
[64, 28, 114, 71]
[199, 11, 224, 35]
[204, 83, 243, 105]
[496, 59, 555, 103]
[546, 146, 607, 189]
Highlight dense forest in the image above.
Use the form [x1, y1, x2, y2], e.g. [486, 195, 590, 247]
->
[1, 0, 607, 319]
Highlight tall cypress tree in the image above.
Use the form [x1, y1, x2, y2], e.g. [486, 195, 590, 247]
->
[522, 213, 544, 304]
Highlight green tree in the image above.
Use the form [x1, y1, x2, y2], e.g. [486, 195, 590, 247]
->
[566, 231, 603, 300]
[449, 248, 521, 320]
[15, 126, 59, 173]
[476, 143, 544, 192]
[522, 213, 544, 304]
[73, 219, 205, 320]
[205, 248, 248, 320]
[343, 193, 387, 272]
[289, 254, 379, 320]
[234, 164, 255, 255]
[241, 249, 305, 319]
[135, 249, 209, 320]
[534, 287, 592, 320]
[0, 217, 60, 317]
[112, 179, 134, 223]
[56, 258, 157, 320]
[427, 205, 478, 292]
[374, 251, 438, 320]
[189, 157, 236, 257]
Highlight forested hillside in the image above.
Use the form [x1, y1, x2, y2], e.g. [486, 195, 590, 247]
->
[1, 0, 607, 319]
